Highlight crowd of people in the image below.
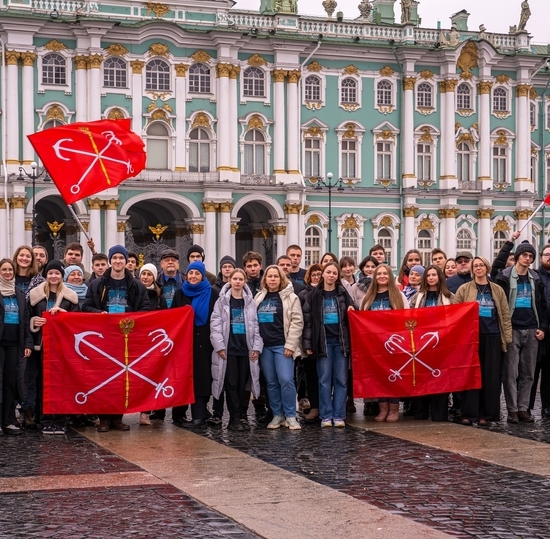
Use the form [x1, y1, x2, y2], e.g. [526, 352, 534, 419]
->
[0, 232, 549, 436]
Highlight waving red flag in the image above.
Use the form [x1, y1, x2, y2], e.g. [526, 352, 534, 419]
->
[42, 307, 194, 414]
[350, 303, 481, 398]
[28, 119, 146, 204]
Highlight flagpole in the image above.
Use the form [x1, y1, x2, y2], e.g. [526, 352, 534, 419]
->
[66, 204, 91, 242]
[518, 200, 546, 233]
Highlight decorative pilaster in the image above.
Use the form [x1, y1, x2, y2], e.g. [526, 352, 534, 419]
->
[216, 64, 232, 171]
[403, 206, 418, 250]
[9, 197, 27, 249]
[515, 84, 532, 191]
[284, 203, 301, 244]
[86, 197, 103, 254]
[477, 81, 493, 184]
[440, 80, 459, 188]
[117, 219, 127, 246]
[402, 77, 416, 188]
[476, 208, 494, 261]
[6, 51, 20, 166]
[130, 60, 145, 134]
[103, 198, 120, 250]
[438, 207, 459, 257]
[272, 69, 287, 174]
[202, 201, 219, 272]
[218, 202, 233, 268]
[175, 64, 188, 171]
[514, 208, 533, 243]
[74, 55, 89, 122]
[286, 70, 301, 174]
[87, 54, 103, 121]
[273, 224, 287, 258]
[21, 52, 36, 164]
[229, 66, 240, 172]
[189, 223, 205, 247]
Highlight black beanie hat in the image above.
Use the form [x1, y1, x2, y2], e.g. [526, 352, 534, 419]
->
[514, 240, 537, 261]
[187, 244, 205, 261]
[219, 255, 237, 270]
[45, 260, 65, 276]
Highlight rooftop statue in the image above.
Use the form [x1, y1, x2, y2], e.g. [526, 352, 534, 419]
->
[517, 0, 530, 32]
[358, 0, 372, 20]
[401, 0, 412, 25]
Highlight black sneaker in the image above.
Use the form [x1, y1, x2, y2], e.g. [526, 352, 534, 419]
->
[206, 415, 222, 426]
[239, 418, 251, 429]
[228, 419, 245, 431]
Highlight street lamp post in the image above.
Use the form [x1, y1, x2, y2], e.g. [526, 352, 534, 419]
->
[310, 172, 344, 253]
[18, 161, 50, 247]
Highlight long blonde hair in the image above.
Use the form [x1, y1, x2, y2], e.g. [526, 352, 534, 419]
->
[361, 263, 404, 310]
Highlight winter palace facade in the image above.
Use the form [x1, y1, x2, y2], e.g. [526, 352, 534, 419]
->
[0, 0, 550, 272]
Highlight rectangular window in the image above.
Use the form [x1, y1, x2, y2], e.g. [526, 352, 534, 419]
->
[305, 139, 321, 178]
[416, 143, 432, 181]
[493, 146, 507, 182]
[376, 142, 392, 180]
[341, 140, 356, 178]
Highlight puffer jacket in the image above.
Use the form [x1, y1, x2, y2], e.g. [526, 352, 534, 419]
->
[302, 283, 353, 358]
[210, 283, 263, 399]
[254, 282, 304, 358]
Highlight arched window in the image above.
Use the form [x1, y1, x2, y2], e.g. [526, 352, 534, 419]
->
[457, 83, 471, 110]
[341, 78, 357, 104]
[305, 75, 321, 101]
[145, 59, 170, 91]
[417, 229, 432, 266]
[188, 63, 211, 93]
[493, 145, 508, 182]
[104, 57, 127, 88]
[146, 122, 169, 169]
[493, 230, 507, 260]
[243, 129, 265, 174]
[243, 67, 265, 97]
[417, 143, 432, 181]
[457, 228, 473, 251]
[304, 226, 321, 266]
[42, 53, 66, 85]
[377, 80, 392, 106]
[42, 119, 65, 130]
[457, 142, 471, 181]
[378, 228, 393, 267]
[417, 83, 432, 108]
[493, 87, 508, 112]
[188, 127, 210, 172]
[341, 228, 359, 260]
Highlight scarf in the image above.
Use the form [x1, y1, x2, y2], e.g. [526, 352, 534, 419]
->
[0, 273, 15, 297]
[182, 279, 212, 326]
[65, 281, 88, 300]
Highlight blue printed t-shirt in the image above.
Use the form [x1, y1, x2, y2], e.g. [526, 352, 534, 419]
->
[15, 275, 30, 294]
[424, 291, 438, 307]
[289, 268, 306, 286]
[1, 295, 19, 345]
[476, 284, 500, 336]
[512, 274, 537, 329]
[46, 291, 57, 311]
[162, 276, 178, 308]
[322, 289, 339, 338]
[228, 296, 248, 355]
[258, 291, 284, 347]
[370, 290, 391, 311]
[106, 277, 128, 314]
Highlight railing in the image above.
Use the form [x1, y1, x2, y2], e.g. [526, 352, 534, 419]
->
[240, 174, 277, 185]
[458, 181, 482, 191]
[132, 170, 219, 183]
[31, 0, 94, 13]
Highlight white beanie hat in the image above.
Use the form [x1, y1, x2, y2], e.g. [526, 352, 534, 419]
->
[140, 263, 158, 281]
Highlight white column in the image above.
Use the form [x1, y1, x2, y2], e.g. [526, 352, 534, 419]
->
[402, 207, 417, 250]
[81, 222, 91, 274]
[87, 198, 102, 254]
[174, 64, 188, 171]
[24, 219, 32, 246]
[0, 203, 8, 257]
[515, 84, 531, 191]
[440, 209, 458, 258]
[440, 80, 458, 189]
[21, 53, 37, 164]
[6, 51, 20, 167]
[10, 197, 26, 249]
[216, 64, 231, 171]
[229, 66, 239, 171]
[477, 81, 493, 184]
[130, 60, 144, 134]
[402, 76, 416, 187]
[286, 70, 300, 174]
[87, 54, 103, 121]
[218, 202, 232, 266]
[272, 69, 287, 174]
[104, 198, 119, 251]
[202, 202, 218, 274]
[273, 225, 287, 258]
[477, 209, 493, 261]
[251, 226, 263, 254]
[74, 55, 88, 122]
[117, 218, 127, 246]
[230, 219, 240, 258]
[285, 203, 300, 242]
[515, 209, 532, 243]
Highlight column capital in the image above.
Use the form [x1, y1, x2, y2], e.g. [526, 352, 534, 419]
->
[477, 81, 493, 94]
[189, 224, 205, 234]
[88, 53, 104, 69]
[216, 63, 232, 78]
[515, 84, 531, 98]
[284, 203, 301, 215]
[403, 206, 418, 218]
[25, 220, 33, 231]
[402, 76, 417, 91]
[0, 198, 6, 209]
[20, 52, 37, 67]
[476, 208, 494, 219]
[117, 221, 127, 232]
[74, 55, 89, 70]
[103, 198, 120, 210]
[438, 207, 460, 218]
[229, 65, 240, 79]
[5, 50, 20, 65]
[272, 69, 288, 83]
[273, 225, 287, 235]
[86, 197, 103, 210]
[80, 221, 89, 232]
[287, 70, 301, 83]
[130, 60, 145, 75]
[218, 202, 234, 213]
[441, 79, 458, 93]
[202, 201, 219, 212]
[8, 196, 27, 208]
[175, 63, 189, 77]
[514, 209, 533, 220]
[230, 223, 239, 234]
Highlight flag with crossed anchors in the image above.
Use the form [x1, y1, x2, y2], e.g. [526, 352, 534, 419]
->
[28, 119, 146, 204]
[41, 307, 194, 414]
[349, 303, 481, 398]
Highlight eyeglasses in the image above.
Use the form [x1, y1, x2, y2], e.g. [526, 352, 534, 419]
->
[472, 264, 486, 269]
[542, 254, 550, 258]
[456, 259, 470, 264]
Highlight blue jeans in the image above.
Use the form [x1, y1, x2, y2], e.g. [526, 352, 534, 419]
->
[260, 345, 297, 418]
[317, 336, 348, 421]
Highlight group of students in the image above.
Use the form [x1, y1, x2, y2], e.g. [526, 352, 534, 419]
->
[1, 233, 548, 436]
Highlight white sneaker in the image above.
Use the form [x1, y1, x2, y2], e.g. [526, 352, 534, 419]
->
[333, 420, 345, 428]
[267, 415, 285, 429]
[284, 417, 302, 430]
[321, 420, 332, 428]
[139, 413, 151, 426]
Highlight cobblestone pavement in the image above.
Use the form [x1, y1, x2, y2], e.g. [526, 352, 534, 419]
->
[0, 431, 259, 539]
[187, 409, 550, 539]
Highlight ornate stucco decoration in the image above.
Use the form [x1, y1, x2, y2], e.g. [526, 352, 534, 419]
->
[175, 64, 189, 77]
[456, 41, 478, 77]
[402, 77, 416, 91]
[107, 108, 125, 120]
[304, 126, 324, 139]
[456, 133, 475, 146]
[376, 129, 394, 141]
[150, 109, 167, 121]
[130, 60, 145, 74]
[104, 44, 128, 56]
[342, 103, 360, 112]
[248, 54, 268, 67]
[419, 126, 433, 143]
[493, 219, 510, 232]
[343, 65, 359, 75]
[46, 105, 65, 122]
[342, 123, 357, 139]
[247, 114, 264, 131]
[379, 66, 395, 77]
[494, 130, 508, 146]
[495, 74, 510, 85]
[514, 209, 533, 220]
[380, 216, 393, 228]
[306, 101, 323, 111]
[272, 69, 287, 83]
[477, 209, 494, 219]
[403, 206, 418, 218]
[516, 84, 531, 98]
[307, 61, 323, 72]
[144, 2, 171, 17]
[417, 217, 435, 230]
[191, 50, 211, 63]
[192, 112, 211, 130]
[419, 70, 434, 80]
[529, 87, 538, 100]
[44, 39, 68, 51]
[342, 216, 359, 230]
[418, 107, 435, 116]
[307, 215, 321, 226]
[149, 43, 170, 57]
[477, 81, 493, 94]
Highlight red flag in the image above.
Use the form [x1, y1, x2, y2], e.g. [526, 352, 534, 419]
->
[545, 193, 550, 205]
[42, 307, 194, 414]
[350, 303, 481, 398]
[27, 119, 146, 204]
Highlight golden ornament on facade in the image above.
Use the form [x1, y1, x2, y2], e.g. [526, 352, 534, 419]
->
[202, 201, 218, 213]
[148, 223, 168, 240]
[417, 217, 435, 229]
[439, 81, 447, 94]
[130, 60, 145, 74]
[73, 55, 88, 70]
[8, 197, 27, 209]
[191, 50, 212, 63]
[229, 65, 240, 79]
[477, 80, 493, 94]
[307, 215, 321, 226]
[284, 203, 301, 215]
[456, 41, 478, 76]
[514, 209, 533, 220]
[380, 216, 393, 228]
[5, 51, 20, 65]
[304, 126, 324, 139]
[175, 63, 189, 77]
[44, 39, 68, 52]
[104, 44, 129, 56]
[443, 79, 458, 92]
[104, 198, 120, 210]
[494, 130, 508, 146]
[117, 222, 127, 233]
[273, 225, 287, 235]
[20, 52, 37, 67]
[88, 54, 103, 69]
[477, 209, 494, 219]
[149, 43, 170, 58]
[163, 103, 172, 113]
[456, 133, 475, 146]
[190, 224, 205, 234]
[47, 221, 65, 237]
[25, 220, 33, 231]
[46, 105, 65, 121]
[419, 126, 433, 143]
[516, 84, 531, 98]
[272, 69, 287, 83]
[287, 70, 301, 83]
[87, 198, 102, 210]
[151, 109, 167, 120]
[438, 208, 459, 218]
[495, 74, 510, 84]
[460, 72, 473, 80]
[144, 2, 171, 17]
[343, 65, 359, 75]
[191, 112, 211, 129]
[216, 63, 232, 78]
[342, 216, 359, 230]
[379, 66, 395, 77]
[418, 106, 435, 116]
[403, 206, 418, 218]
[529, 87, 538, 100]
[218, 202, 234, 213]
[419, 70, 434, 80]
[493, 219, 510, 232]
[402, 77, 416, 91]
[342, 103, 360, 112]
[247, 114, 264, 131]
[377, 129, 394, 140]
[342, 123, 357, 139]
[147, 101, 156, 113]
[247, 54, 268, 67]
[307, 61, 323, 72]
[107, 108, 125, 120]
[230, 224, 239, 234]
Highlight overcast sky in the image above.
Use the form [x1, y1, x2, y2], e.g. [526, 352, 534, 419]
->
[234, 0, 547, 44]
